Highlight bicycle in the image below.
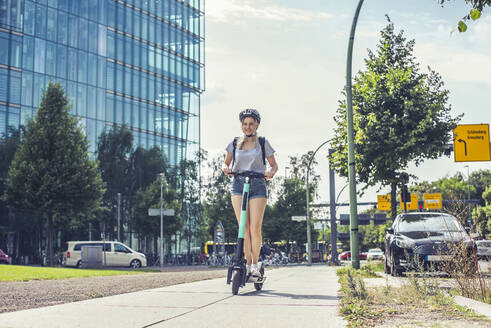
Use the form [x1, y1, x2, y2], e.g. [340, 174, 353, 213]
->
[226, 171, 266, 295]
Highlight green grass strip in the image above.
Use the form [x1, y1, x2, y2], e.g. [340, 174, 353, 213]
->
[0, 265, 146, 282]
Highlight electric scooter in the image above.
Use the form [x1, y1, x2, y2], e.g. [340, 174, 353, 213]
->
[226, 171, 266, 295]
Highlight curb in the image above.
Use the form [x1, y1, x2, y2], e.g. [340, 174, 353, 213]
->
[453, 295, 491, 319]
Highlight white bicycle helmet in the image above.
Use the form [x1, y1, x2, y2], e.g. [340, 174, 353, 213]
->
[239, 108, 261, 123]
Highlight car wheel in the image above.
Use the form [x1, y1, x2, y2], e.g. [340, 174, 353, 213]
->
[384, 256, 391, 274]
[76, 260, 82, 268]
[390, 252, 402, 277]
[130, 259, 141, 269]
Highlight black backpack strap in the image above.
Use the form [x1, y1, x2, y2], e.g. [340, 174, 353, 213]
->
[232, 137, 238, 166]
[259, 137, 266, 165]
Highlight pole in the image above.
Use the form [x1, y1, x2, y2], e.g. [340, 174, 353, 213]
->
[403, 185, 407, 213]
[465, 165, 472, 228]
[306, 169, 312, 266]
[117, 193, 121, 242]
[346, 0, 364, 269]
[160, 173, 164, 270]
[328, 148, 339, 265]
[306, 140, 330, 266]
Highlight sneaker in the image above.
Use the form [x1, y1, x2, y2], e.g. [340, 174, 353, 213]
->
[246, 265, 251, 275]
[251, 263, 261, 277]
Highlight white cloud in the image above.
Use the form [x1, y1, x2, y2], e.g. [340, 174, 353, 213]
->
[468, 15, 491, 45]
[201, 0, 491, 203]
[207, 0, 332, 24]
[415, 43, 491, 85]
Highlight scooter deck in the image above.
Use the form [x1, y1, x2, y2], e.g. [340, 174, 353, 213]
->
[246, 274, 266, 283]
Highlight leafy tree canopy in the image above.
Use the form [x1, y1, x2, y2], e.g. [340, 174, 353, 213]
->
[330, 20, 461, 216]
[202, 154, 236, 243]
[439, 0, 490, 32]
[133, 178, 181, 239]
[4, 82, 105, 264]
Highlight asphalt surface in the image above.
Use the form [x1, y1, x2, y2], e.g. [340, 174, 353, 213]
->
[0, 265, 346, 328]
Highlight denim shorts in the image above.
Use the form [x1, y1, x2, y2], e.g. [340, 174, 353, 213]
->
[231, 176, 268, 199]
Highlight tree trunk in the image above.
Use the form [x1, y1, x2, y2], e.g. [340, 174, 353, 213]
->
[47, 216, 54, 266]
[390, 182, 397, 221]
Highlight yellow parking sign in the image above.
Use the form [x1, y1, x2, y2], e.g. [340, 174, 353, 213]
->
[453, 124, 491, 162]
[377, 195, 391, 211]
[424, 193, 442, 210]
[400, 193, 418, 211]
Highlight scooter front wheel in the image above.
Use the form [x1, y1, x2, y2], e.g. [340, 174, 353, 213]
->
[231, 269, 241, 295]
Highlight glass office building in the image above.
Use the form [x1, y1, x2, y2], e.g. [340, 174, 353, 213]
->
[0, 0, 204, 166]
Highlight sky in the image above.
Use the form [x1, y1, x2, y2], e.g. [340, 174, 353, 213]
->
[200, 0, 491, 211]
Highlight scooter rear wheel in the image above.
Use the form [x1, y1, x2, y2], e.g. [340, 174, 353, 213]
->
[254, 265, 265, 291]
[231, 269, 241, 295]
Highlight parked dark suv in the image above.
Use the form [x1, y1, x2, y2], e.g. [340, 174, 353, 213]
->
[384, 212, 474, 276]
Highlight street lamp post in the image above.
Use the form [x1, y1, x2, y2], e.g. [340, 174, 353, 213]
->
[306, 140, 331, 266]
[160, 173, 165, 270]
[345, 0, 364, 269]
[117, 193, 121, 242]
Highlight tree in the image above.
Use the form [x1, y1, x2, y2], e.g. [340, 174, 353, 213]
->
[171, 153, 204, 259]
[96, 125, 133, 239]
[133, 178, 181, 253]
[131, 146, 168, 192]
[4, 82, 105, 265]
[438, 0, 490, 32]
[128, 145, 168, 244]
[473, 186, 491, 236]
[330, 20, 462, 219]
[202, 154, 236, 243]
[264, 154, 319, 252]
[0, 128, 23, 228]
[469, 170, 491, 205]
[0, 128, 39, 259]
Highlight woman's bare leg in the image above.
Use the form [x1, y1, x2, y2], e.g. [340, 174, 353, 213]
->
[249, 197, 267, 264]
[232, 195, 252, 265]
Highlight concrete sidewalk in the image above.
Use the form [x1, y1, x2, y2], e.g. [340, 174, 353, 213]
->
[0, 265, 346, 328]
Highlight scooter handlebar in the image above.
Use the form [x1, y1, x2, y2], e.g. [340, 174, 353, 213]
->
[229, 171, 266, 179]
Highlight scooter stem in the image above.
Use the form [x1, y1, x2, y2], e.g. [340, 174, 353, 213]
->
[237, 177, 250, 239]
[235, 177, 250, 260]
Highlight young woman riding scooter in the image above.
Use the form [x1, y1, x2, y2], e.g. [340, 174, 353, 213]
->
[222, 108, 278, 279]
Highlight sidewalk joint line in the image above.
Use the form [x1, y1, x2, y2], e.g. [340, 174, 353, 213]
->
[141, 294, 235, 327]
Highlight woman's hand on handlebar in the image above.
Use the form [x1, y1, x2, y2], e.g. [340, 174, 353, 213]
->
[222, 164, 232, 176]
[265, 170, 274, 180]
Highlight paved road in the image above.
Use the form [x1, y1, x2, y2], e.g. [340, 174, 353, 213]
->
[0, 265, 346, 328]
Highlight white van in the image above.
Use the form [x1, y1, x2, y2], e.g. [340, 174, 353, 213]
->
[63, 241, 147, 268]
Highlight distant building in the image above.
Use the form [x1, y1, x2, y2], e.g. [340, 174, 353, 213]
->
[0, 0, 204, 165]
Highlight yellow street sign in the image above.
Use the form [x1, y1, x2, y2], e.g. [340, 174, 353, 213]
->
[453, 124, 491, 162]
[377, 195, 391, 211]
[423, 193, 442, 210]
[400, 193, 418, 211]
